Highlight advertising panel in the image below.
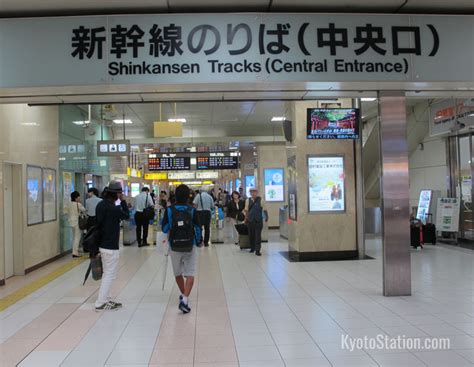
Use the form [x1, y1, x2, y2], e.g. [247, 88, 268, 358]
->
[131, 183, 140, 198]
[288, 155, 298, 220]
[307, 108, 359, 139]
[43, 168, 57, 222]
[416, 190, 432, 222]
[435, 198, 460, 232]
[308, 156, 345, 212]
[236, 178, 242, 191]
[264, 168, 285, 202]
[27, 165, 43, 225]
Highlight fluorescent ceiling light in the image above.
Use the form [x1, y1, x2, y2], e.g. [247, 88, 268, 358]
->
[168, 118, 187, 123]
[72, 120, 90, 125]
[113, 119, 133, 124]
[271, 116, 286, 122]
[21, 122, 40, 127]
[361, 98, 377, 102]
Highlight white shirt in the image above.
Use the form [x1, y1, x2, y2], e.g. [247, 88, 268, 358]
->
[67, 201, 86, 227]
[193, 192, 214, 211]
[85, 195, 102, 216]
[135, 192, 154, 212]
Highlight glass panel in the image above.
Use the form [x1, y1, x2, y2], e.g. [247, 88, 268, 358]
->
[459, 135, 473, 240]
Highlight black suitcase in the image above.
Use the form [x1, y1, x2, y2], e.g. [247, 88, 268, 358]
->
[410, 224, 421, 248]
[422, 223, 437, 244]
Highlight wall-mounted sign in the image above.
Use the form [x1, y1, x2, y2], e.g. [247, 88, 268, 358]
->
[144, 173, 168, 180]
[197, 156, 239, 170]
[148, 155, 191, 171]
[307, 108, 359, 139]
[196, 171, 219, 179]
[5, 14, 474, 89]
[236, 178, 242, 191]
[308, 156, 345, 212]
[288, 155, 298, 221]
[43, 168, 57, 222]
[430, 99, 474, 136]
[264, 168, 285, 202]
[27, 165, 43, 225]
[168, 171, 196, 180]
[97, 140, 130, 156]
[245, 175, 256, 198]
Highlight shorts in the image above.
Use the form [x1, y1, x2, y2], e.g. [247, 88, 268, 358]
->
[169, 246, 198, 277]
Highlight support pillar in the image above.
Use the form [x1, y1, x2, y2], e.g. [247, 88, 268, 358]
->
[378, 91, 411, 296]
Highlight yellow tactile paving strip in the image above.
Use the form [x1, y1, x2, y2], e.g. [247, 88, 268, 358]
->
[0, 257, 87, 312]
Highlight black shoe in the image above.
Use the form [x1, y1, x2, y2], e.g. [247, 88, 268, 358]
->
[249, 249, 255, 253]
[143, 243, 150, 247]
[255, 251, 262, 256]
[204, 244, 209, 247]
[179, 301, 191, 314]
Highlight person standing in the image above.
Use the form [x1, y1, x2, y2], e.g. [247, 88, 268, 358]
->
[244, 188, 269, 256]
[67, 191, 86, 258]
[162, 184, 202, 314]
[134, 187, 155, 247]
[95, 181, 130, 311]
[193, 187, 214, 247]
[85, 188, 102, 230]
[227, 191, 245, 245]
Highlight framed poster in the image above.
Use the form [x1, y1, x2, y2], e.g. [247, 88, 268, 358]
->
[288, 155, 297, 221]
[236, 178, 241, 191]
[245, 175, 255, 198]
[264, 168, 285, 202]
[27, 165, 43, 225]
[307, 108, 359, 139]
[43, 168, 57, 222]
[307, 156, 345, 213]
[131, 183, 140, 198]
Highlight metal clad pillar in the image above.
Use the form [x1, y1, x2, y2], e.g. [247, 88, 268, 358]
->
[378, 91, 411, 297]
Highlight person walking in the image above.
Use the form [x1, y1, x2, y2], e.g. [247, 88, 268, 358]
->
[67, 191, 86, 258]
[134, 187, 155, 247]
[85, 187, 102, 230]
[193, 186, 214, 247]
[244, 188, 269, 256]
[95, 181, 130, 311]
[227, 191, 245, 245]
[162, 184, 202, 314]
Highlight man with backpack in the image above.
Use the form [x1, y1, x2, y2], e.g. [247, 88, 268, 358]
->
[244, 187, 269, 256]
[162, 184, 202, 314]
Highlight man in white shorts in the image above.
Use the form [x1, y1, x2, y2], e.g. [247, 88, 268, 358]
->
[162, 184, 202, 313]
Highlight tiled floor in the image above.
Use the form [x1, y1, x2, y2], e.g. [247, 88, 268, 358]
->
[0, 228, 473, 366]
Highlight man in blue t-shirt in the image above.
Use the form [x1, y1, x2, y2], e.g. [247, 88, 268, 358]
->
[162, 184, 202, 313]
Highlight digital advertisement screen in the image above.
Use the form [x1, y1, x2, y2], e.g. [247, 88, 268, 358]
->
[148, 155, 191, 171]
[236, 178, 241, 191]
[264, 168, 284, 202]
[308, 156, 345, 212]
[196, 156, 239, 170]
[245, 176, 256, 198]
[416, 190, 432, 222]
[307, 108, 359, 139]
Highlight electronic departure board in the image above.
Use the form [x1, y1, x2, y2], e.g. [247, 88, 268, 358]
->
[148, 156, 191, 171]
[197, 156, 239, 170]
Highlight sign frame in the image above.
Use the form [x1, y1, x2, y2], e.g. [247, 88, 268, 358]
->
[263, 167, 285, 203]
[307, 154, 346, 214]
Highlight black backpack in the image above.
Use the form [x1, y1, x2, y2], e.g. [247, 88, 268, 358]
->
[169, 205, 195, 252]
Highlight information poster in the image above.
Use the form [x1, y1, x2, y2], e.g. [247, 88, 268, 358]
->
[308, 156, 345, 212]
[236, 178, 242, 191]
[62, 172, 74, 211]
[43, 168, 57, 222]
[245, 176, 255, 198]
[416, 190, 432, 222]
[288, 155, 297, 220]
[27, 165, 43, 225]
[264, 168, 284, 202]
[436, 198, 460, 232]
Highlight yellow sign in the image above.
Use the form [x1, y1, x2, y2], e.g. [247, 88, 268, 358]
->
[144, 173, 168, 180]
[154, 121, 183, 137]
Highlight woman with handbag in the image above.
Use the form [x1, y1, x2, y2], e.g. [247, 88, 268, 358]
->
[226, 191, 245, 245]
[67, 191, 87, 258]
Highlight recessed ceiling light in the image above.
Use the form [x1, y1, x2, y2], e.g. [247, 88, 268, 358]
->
[168, 118, 187, 123]
[361, 98, 377, 102]
[72, 120, 90, 125]
[271, 116, 286, 122]
[113, 119, 133, 124]
[21, 122, 40, 127]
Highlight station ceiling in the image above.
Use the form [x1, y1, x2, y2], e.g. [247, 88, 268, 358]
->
[1, 0, 474, 17]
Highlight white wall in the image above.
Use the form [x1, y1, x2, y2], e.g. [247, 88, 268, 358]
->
[409, 135, 448, 209]
[0, 105, 59, 281]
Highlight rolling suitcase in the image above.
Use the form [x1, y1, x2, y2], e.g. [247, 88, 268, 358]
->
[235, 224, 250, 249]
[410, 220, 422, 248]
[422, 214, 436, 244]
[123, 220, 137, 246]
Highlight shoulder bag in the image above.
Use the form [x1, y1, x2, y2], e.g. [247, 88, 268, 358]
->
[143, 193, 155, 221]
[77, 203, 88, 230]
